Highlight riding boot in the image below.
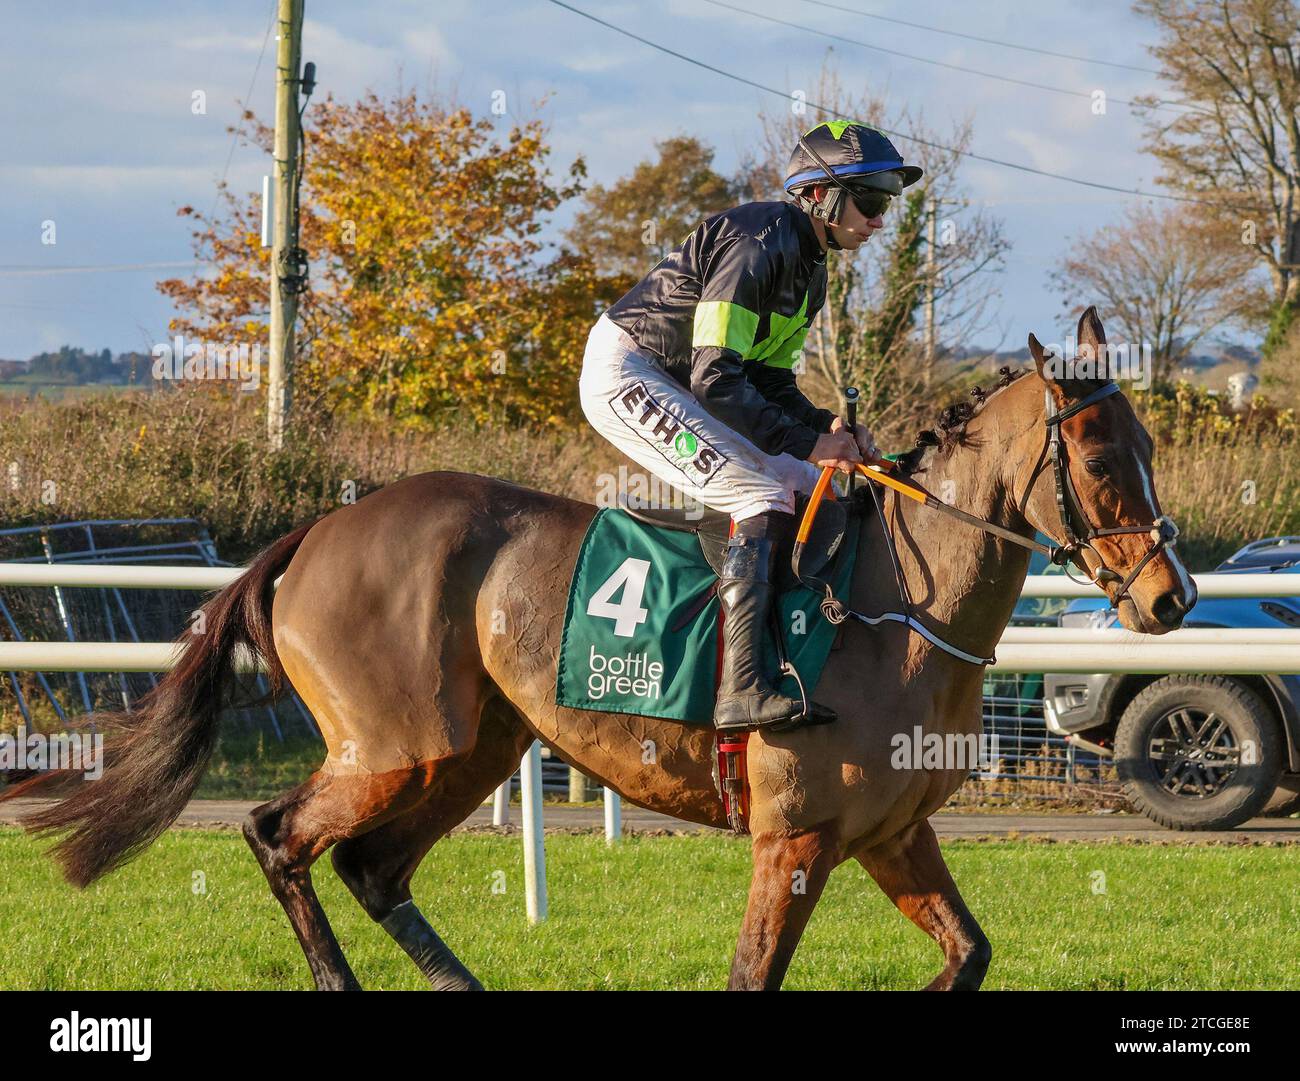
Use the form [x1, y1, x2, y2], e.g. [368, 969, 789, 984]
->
[713, 514, 837, 732]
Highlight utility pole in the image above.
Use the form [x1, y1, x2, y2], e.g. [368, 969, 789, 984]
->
[923, 193, 937, 389]
[267, 0, 306, 450]
[921, 194, 958, 388]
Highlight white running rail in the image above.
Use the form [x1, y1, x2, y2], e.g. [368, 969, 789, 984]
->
[1, 562, 1297, 921]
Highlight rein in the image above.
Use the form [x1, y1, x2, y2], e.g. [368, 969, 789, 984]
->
[794, 380, 1180, 667]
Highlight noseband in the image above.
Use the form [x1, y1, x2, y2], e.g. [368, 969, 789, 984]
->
[1042, 381, 1179, 604]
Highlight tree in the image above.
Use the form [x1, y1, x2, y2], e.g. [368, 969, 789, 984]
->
[1050, 203, 1267, 384]
[565, 135, 740, 278]
[1133, 0, 1300, 360]
[852, 187, 927, 385]
[742, 66, 1008, 433]
[160, 91, 618, 427]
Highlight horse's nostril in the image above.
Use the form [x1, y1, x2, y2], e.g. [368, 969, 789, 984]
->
[1151, 591, 1188, 626]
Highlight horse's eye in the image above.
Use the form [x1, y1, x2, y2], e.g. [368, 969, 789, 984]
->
[1084, 458, 1108, 478]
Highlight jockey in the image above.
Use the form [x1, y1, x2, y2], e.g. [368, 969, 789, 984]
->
[579, 120, 924, 732]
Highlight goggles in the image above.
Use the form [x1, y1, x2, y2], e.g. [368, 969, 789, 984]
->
[849, 188, 893, 219]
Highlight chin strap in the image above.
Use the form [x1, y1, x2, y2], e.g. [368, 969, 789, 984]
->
[791, 133, 863, 250]
[792, 190, 846, 249]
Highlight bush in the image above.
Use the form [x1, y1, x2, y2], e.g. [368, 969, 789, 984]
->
[1, 381, 1294, 572]
[1146, 429, 1300, 568]
[0, 386, 619, 563]
[1134, 379, 1297, 446]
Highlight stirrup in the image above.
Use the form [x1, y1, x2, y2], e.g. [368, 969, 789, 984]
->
[767, 700, 837, 733]
[713, 695, 836, 733]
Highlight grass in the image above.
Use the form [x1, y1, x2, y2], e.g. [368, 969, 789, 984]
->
[0, 829, 1295, 990]
[0, 382, 145, 400]
[194, 732, 324, 801]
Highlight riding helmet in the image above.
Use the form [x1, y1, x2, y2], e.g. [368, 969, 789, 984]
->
[783, 120, 923, 196]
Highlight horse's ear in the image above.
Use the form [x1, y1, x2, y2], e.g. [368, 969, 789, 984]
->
[1029, 333, 1069, 407]
[1028, 332, 1047, 373]
[1077, 305, 1106, 355]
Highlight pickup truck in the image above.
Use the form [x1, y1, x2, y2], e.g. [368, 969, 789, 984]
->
[1042, 537, 1300, 830]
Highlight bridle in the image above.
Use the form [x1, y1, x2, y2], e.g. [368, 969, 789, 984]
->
[1039, 381, 1179, 605]
[794, 377, 1182, 668]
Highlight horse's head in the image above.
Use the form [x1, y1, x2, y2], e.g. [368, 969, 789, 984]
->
[1016, 306, 1195, 634]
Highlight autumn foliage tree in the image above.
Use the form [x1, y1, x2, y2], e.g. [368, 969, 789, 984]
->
[564, 135, 740, 278]
[160, 92, 622, 427]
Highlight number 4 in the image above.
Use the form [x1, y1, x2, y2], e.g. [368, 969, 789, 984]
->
[587, 558, 651, 638]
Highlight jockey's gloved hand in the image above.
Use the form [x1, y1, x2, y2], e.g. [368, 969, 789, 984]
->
[808, 430, 862, 473]
[831, 415, 880, 461]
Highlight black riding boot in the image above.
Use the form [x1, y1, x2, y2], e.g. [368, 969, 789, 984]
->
[712, 513, 837, 732]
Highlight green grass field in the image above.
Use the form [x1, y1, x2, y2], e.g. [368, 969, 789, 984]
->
[0, 382, 145, 400]
[1, 828, 1295, 990]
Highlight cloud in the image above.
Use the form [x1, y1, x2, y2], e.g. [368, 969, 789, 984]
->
[400, 25, 453, 67]
[173, 30, 272, 53]
[0, 165, 221, 195]
[562, 52, 627, 75]
[0, 0, 1195, 358]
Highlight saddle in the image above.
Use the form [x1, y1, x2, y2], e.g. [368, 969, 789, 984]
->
[621, 490, 851, 588]
[556, 492, 862, 835]
[619, 495, 857, 834]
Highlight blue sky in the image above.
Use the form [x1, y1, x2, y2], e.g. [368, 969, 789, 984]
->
[0, 0, 1193, 360]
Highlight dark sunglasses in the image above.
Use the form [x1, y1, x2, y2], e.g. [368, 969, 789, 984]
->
[849, 189, 893, 219]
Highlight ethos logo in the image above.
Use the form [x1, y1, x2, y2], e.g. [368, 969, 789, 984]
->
[611, 383, 726, 484]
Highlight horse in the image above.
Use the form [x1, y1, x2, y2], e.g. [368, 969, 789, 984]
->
[6, 307, 1194, 990]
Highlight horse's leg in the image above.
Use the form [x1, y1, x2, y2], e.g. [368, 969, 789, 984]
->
[243, 763, 445, 991]
[855, 819, 991, 991]
[331, 695, 531, 990]
[728, 826, 839, 990]
[333, 814, 481, 990]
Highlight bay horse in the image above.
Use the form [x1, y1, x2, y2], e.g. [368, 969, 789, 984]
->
[8, 308, 1194, 990]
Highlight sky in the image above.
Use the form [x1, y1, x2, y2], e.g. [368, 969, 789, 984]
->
[0, 0, 1199, 361]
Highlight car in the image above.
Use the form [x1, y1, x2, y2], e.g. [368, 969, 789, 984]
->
[1043, 536, 1300, 830]
[976, 540, 1071, 785]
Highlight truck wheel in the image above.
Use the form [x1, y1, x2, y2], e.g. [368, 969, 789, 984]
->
[1262, 776, 1300, 817]
[1115, 676, 1282, 831]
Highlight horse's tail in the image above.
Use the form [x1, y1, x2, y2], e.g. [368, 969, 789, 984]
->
[3, 519, 319, 888]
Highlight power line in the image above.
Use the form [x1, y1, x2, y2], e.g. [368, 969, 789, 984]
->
[0, 262, 201, 278]
[206, 0, 279, 222]
[796, 0, 1165, 75]
[703, 0, 1198, 114]
[545, 0, 1239, 208]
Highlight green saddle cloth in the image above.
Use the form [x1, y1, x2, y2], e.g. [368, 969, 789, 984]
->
[555, 507, 858, 726]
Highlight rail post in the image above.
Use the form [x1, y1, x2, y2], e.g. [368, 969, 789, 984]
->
[519, 741, 548, 924]
[604, 787, 622, 844]
[492, 778, 510, 826]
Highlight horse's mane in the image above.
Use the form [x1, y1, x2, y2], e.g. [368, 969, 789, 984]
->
[895, 366, 1030, 475]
